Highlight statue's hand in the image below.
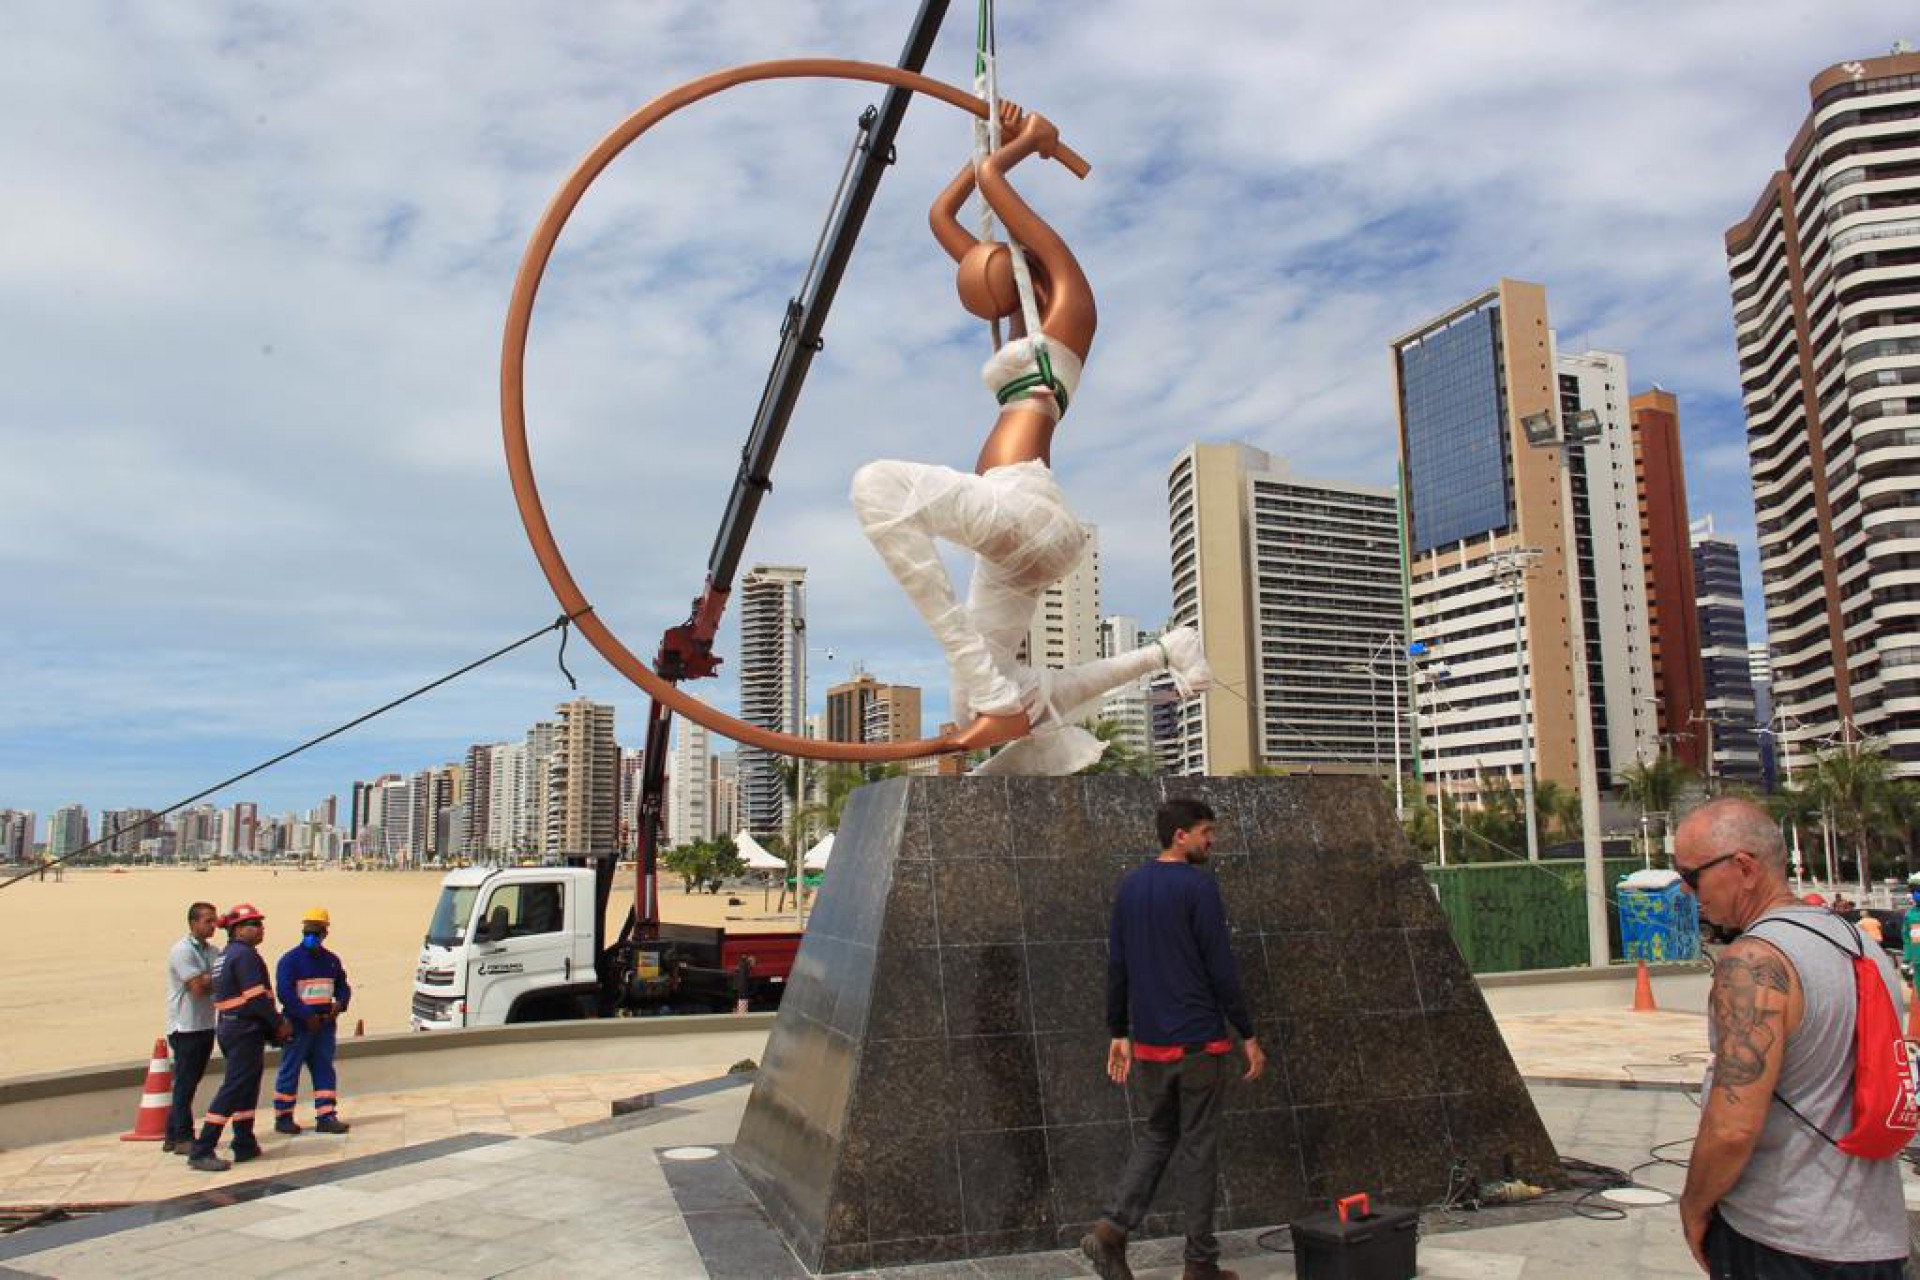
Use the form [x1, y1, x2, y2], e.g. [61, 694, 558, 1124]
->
[1020, 112, 1060, 159]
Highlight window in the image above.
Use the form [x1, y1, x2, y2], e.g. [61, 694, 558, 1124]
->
[481, 882, 565, 938]
[1401, 306, 1513, 553]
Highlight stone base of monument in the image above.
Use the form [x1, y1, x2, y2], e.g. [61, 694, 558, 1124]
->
[732, 775, 1561, 1273]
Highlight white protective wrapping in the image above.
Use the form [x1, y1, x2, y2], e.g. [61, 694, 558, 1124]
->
[980, 335, 1085, 421]
[850, 457, 1212, 774]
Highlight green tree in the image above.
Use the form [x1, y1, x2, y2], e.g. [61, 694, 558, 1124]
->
[1807, 742, 1904, 888]
[1619, 752, 1695, 866]
[1079, 719, 1158, 776]
[661, 836, 745, 894]
[1533, 779, 1582, 846]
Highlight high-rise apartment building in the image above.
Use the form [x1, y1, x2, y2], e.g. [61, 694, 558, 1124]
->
[1751, 644, 1780, 790]
[825, 672, 923, 745]
[667, 720, 714, 848]
[1393, 281, 1655, 806]
[98, 808, 160, 857]
[738, 565, 806, 839]
[1165, 443, 1404, 776]
[460, 744, 495, 858]
[0, 810, 35, 862]
[1023, 525, 1101, 671]
[1692, 519, 1765, 785]
[1097, 616, 1156, 761]
[1630, 389, 1708, 769]
[711, 753, 740, 839]
[488, 743, 529, 856]
[1727, 49, 1920, 776]
[47, 805, 88, 858]
[546, 698, 618, 857]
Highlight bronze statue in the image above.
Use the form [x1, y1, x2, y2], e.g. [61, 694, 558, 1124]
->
[850, 104, 1211, 773]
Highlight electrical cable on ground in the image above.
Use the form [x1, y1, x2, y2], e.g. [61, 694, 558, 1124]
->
[0, 608, 593, 893]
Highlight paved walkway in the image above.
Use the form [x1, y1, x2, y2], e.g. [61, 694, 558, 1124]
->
[9, 1073, 1915, 1279]
[0, 1063, 735, 1209]
[17, 998, 1907, 1278]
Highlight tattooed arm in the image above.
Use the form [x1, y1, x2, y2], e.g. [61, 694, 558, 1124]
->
[1679, 936, 1797, 1271]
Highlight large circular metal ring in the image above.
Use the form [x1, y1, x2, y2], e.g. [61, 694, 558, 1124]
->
[502, 59, 1087, 762]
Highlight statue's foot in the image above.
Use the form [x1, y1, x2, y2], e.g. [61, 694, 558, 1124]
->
[947, 710, 1032, 752]
[1159, 626, 1214, 698]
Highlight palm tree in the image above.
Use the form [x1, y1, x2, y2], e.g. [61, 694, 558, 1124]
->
[1080, 719, 1157, 776]
[1533, 779, 1582, 846]
[1619, 752, 1695, 866]
[1807, 743, 1903, 891]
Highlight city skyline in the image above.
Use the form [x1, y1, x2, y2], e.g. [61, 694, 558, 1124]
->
[3, 8, 1906, 819]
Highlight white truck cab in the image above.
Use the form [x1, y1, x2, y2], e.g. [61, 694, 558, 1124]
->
[411, 865, 600, 1029]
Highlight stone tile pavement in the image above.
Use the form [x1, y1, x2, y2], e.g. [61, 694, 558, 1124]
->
[2, 1066, 1887, 1280]
[4, 1003, 1914, 1277]
[0, 1062, 733, 1209]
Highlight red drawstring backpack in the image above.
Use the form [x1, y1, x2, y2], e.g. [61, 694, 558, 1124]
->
[1753, 916, 1920, 1160]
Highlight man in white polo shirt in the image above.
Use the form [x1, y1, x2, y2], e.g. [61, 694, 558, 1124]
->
[164, 902, 218, 1154]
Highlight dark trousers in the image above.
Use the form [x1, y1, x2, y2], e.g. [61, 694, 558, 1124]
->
[165, 1029, 215, 1145]
[192, 1024, 265, 1158]
[1706, 1211, 1906, 1279]
[1103, 1050, 1228, 1264]
[274, 1019, 340, 1117]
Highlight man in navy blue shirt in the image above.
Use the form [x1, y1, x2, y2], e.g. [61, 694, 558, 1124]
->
[1082, 797, 1264, 1280]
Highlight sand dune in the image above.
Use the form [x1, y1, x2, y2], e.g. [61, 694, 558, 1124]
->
[0, 866, 807, 1078]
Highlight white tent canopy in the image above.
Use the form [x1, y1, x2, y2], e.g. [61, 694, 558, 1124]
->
[803, 833, 834, 870]
[735, 831, 785, 871]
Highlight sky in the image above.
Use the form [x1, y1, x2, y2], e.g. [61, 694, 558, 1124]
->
[0, 1, 1906, 827]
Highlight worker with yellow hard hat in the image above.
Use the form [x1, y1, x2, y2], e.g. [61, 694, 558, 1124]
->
[271, 906, 353, 1135]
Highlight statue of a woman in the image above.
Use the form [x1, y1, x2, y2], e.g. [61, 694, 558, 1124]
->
[850, 106, 1211, 773]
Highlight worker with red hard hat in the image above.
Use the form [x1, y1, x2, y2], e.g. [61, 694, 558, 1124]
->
[187, 903, 291, 1172]
[272, 907, 353, 1135]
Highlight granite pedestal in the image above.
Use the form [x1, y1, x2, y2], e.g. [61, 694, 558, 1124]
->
[732, 775, 1561, 1273]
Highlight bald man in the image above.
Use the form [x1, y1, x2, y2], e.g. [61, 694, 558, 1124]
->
[1674, 797, 1907, 1277]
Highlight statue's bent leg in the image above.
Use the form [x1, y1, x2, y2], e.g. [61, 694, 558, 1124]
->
[850, 460, 1032, 716]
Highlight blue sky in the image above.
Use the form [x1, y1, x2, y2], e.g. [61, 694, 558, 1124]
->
[0, 2, 1905, 825]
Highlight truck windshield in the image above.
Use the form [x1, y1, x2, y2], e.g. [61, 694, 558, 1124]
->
[426, 886, 480, 947]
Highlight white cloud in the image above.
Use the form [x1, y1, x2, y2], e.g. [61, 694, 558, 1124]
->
[0, 0, 1904, 817]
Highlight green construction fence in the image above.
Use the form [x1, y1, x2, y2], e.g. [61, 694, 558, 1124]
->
[1424, 857, 1643, 974]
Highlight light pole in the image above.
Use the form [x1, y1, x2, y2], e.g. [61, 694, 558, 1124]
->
[1489, 547, 1544, 861]
[1521, 407, 1610, 969]
[1417, 656, 1452, 867]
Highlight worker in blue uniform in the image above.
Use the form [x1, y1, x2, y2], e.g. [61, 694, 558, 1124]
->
[188, 903, 290, 1172]
[273, 907, 353, 1135]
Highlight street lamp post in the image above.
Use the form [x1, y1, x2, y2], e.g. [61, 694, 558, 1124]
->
[1490, 548, 1544, 861]
[1521, 407, 1610, 969]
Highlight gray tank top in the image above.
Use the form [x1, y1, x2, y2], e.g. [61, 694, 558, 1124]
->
[1711, 906, 1908, 1262]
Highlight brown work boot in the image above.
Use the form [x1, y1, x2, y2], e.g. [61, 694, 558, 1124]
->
[1181, 1263, 1239, 1280]
[1080, 1219, 1132, 1280]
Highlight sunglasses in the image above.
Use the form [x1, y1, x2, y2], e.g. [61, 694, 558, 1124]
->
[1678, 851, 1745, 890]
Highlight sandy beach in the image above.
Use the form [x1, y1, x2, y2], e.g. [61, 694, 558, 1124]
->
[0, 866, 809, 1078]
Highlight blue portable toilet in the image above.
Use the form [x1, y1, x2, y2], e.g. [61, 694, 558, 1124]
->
[1617, 869, 1701, 963]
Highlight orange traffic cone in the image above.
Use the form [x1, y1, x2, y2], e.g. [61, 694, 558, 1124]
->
[1631, 959, 1658, 1012]
[353, 1018, 365, 1038]
[120, 1037, 174, 1141]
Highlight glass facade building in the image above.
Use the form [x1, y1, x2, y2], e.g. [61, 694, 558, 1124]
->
[1399, 304, 1512, 554]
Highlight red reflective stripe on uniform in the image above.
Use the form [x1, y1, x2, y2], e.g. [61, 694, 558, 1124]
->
[204, 1112, 229, 1123]
[314, 1090, 338, 1099]
[273, 1093, 297, 1102]
[240, 985, 268, 999]
[231, 1110, 256, 1121]
[316, 1103, 337, 1114]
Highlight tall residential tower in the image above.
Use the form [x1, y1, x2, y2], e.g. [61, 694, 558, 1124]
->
[1726, 50, 1920, 776]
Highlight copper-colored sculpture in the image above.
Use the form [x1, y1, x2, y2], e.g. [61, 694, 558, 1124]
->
[849, 104, 1211, 774]
[502, 60, 1204, 769]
